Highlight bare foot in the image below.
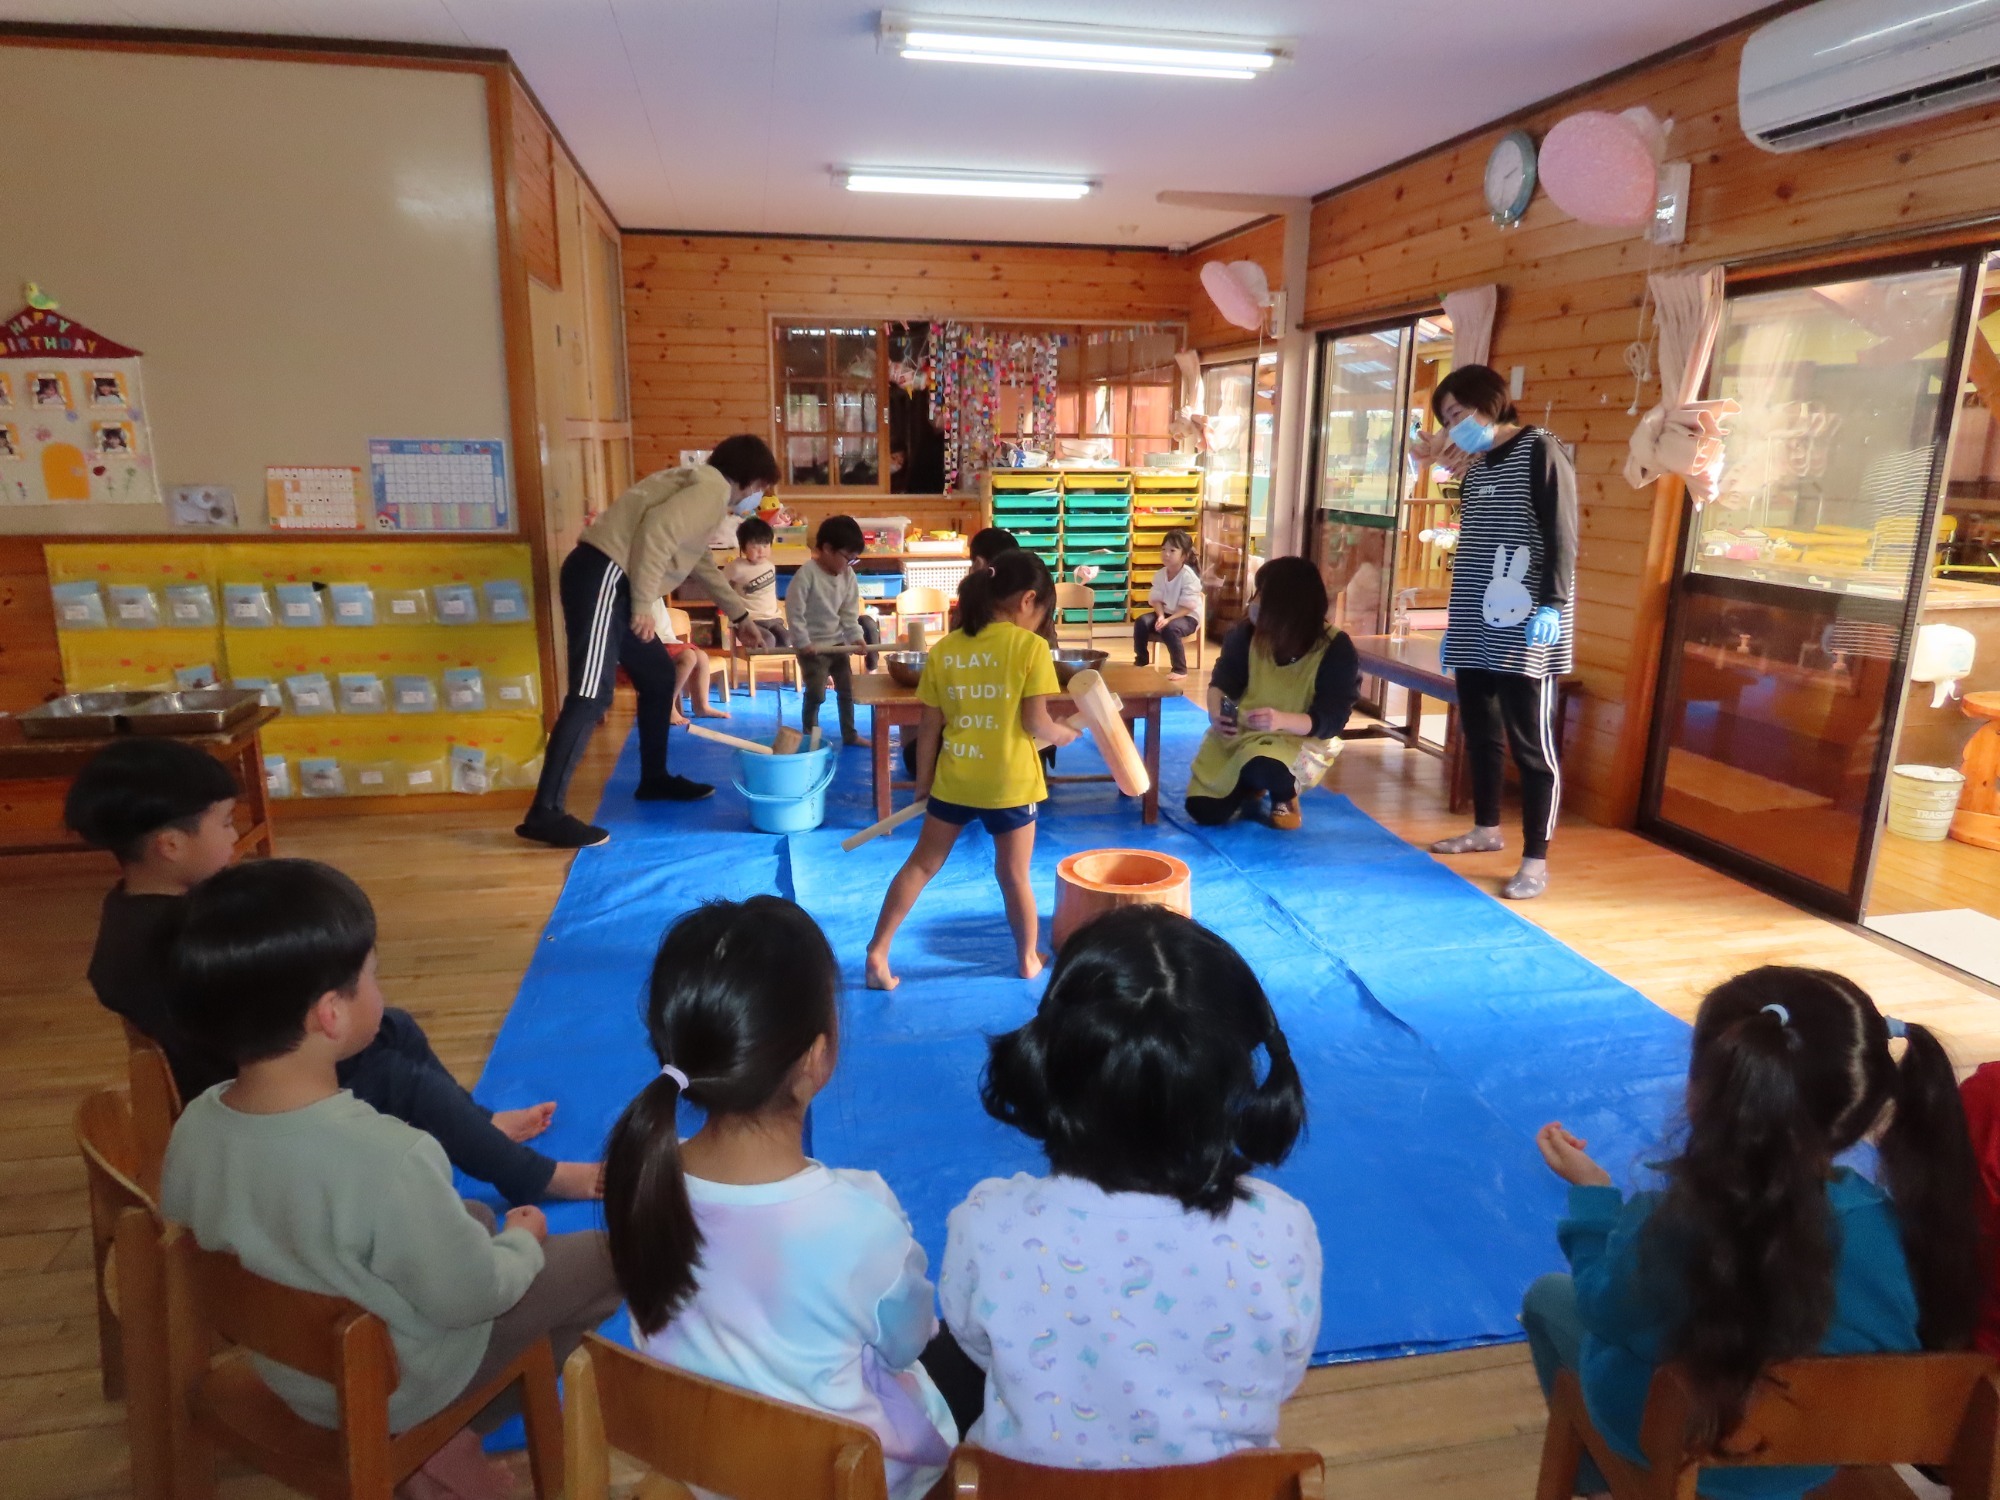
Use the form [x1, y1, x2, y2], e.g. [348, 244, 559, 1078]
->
[865, 950, 900, 991]
[670, 707, 689, 727]
[545, 1161, 604, 1200]
[411, 1429, 509, 1500]
[1019, 951, 1049, 982]
[492, 1102, 555, 1143]
[842, 731, 867, 748]
[692, 702, 732, 719]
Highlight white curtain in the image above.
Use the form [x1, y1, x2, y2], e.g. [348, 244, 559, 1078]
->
[1442, 284, 1498, 368]
[1624, 266, 1737, 503]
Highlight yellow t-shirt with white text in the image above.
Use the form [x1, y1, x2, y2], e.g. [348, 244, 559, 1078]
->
[916, 622, 1060, 809]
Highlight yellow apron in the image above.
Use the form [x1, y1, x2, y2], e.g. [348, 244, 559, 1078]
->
[1188, 633, 1340, 801]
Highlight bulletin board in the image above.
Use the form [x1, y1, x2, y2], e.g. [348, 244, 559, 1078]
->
[45, 540, 544, 799]
[0, 45, 511, 536]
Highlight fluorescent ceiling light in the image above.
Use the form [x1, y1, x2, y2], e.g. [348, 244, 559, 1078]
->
[840, 168, 1094, 200]
[879, 11, 1287, 80]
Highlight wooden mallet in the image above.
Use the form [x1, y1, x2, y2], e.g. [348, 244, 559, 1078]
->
[841, 798, 929, 852]
[687, 723, 776, 755]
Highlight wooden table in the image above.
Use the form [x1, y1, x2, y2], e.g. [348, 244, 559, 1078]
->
[1349, 632, 1579, 815]
[852, 665, 1181, 825]
[0, 704, 280, 857]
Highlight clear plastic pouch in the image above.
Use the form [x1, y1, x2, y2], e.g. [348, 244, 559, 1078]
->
[432, 584, 479, 625]
[442, 668, 486, 712]
[285, 673, 335, 715]
[298, 758, 348, 798]
[488, 673, 540, 711]
[223, 584, 274, 628]
[1291, 736, 1343, 792]
[392, 675, 438, 714]
[164, 584, 217, 628]
[263, 755, 293, 799]
[381, 588, 431, 625]
[348, 761, 397, 796]
[275, 583, 325, 629]
[51, 581, 108, 630]
[482, 579, 530, 622]
[233, 677, 283, 708]
[107, 585, 161, 630]
[400, 758, 449, 795]
[448, 744, 491, 794]
[175, 663, 219, 690]
[328, 583, 377, 628]
[338, 672, 386, 714]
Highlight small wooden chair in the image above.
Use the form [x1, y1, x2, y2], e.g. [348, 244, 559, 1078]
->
[161, 1224, 564, 1500]
[1535, 1353, 2000, 1500]
[75, 1088, 151, 1399]
[563, 1332, 892, 1500]
[895, 585, 949, 644]
[734, 612, 802, 702]
[666, 605, 733, 706]
[951, 1445, 1324, 1498]
[1053, 582, 1096, 650]
[122, 1021, 182, 1200]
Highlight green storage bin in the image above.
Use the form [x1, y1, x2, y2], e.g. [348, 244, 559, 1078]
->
[1060, 605, 1129, 623]
[1062, 492, 1133, 512]
[994, 490, 1062, 513]
[1064, 513, 1130, 532]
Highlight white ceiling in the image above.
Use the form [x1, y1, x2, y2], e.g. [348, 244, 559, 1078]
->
[3, 1, 1776, 244]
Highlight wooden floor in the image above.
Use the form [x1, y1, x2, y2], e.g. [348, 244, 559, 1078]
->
[5, 688, 1997, 1500]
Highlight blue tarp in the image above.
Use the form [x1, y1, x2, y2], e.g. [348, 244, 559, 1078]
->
[470, 692, 1690, 1366]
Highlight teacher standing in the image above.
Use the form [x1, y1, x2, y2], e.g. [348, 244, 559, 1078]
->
[518, 435, 779, 850]
[1426, 365, 1578, 900]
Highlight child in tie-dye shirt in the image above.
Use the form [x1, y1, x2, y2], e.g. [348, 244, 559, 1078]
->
[940, 906, 1322, 1468]
[602, 898, 957, 1500]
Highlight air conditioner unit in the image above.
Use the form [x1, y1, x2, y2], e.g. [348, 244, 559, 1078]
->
[1739, 0, 2000, 152]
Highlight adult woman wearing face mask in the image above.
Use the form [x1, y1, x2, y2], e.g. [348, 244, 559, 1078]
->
[519, 435, 780, 849]
[1185, 556, 1359, 829]
[1425, 364, 1579, 900]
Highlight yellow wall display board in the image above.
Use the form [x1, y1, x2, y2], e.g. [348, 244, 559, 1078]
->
[44, 540, 544, 800]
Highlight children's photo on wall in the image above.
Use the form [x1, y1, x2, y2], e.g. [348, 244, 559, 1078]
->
[0, 373, 12, 408]
[87, 372, 127, 408]
[0, 425, 19, 459]
[93, 421, 135, 455]
[32, 372, 70, 408]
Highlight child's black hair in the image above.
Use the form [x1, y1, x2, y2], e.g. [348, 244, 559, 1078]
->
[1431, 364, 1519, 426]
[64, 738, 239, 864]
[956, 547, 1054, 637]
[814, 515, 865, 555]
[981, 905, 1305, 1214]
[1160, 528, 1194, 558]
[969, 526, 1018, 565]
[603, 897, 840, 1335]
[735, 515, 775, 548]
[706, 434, 781, 490]
[170, 859, 377, 1067]
[1647, 966, 1979, 1455]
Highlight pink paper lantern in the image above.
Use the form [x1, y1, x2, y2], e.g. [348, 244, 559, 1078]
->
[1540, 111, 1658, 227]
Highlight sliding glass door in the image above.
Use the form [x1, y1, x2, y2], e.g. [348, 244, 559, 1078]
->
[1200, 354, 1278, 630]
[1641, 255, 1980, 915]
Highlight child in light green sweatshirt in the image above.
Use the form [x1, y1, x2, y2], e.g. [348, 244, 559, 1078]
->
[161, 859, 622, 1495]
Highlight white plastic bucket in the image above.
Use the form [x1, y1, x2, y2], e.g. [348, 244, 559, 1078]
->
[1886, 763, 1965, 842]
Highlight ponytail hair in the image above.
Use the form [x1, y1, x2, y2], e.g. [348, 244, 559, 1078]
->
[1648, 967, 1979, 1455]
[956, 547, 1054, 637]
[602, 896, 839, 1335]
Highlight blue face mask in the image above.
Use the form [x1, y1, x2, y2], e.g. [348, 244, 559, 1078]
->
[731, 489, 764, 516]
[1448, 415, 1498, 454]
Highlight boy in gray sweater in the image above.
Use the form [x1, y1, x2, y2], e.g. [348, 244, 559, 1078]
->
[162, 860, 622, 1493]
[786, 514, 874, 746]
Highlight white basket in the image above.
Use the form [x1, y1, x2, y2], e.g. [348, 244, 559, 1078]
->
[1886, 763, 1965, 842]
[903, 560, 972, 594]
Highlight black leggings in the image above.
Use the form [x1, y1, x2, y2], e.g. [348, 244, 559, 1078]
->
[531, 543, 682, 815]
[1184, 755, 1297, 826]
[1455, 667, 1561, 860]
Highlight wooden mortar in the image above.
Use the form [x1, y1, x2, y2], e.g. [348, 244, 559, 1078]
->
[1052, 848, 1193, 951]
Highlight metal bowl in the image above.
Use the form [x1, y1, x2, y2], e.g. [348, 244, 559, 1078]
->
[1051, 647, 1109, 688]
[882, 650, 928, 689]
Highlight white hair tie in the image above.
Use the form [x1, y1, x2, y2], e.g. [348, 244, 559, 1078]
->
[1760, 1003, 1790, 1026]
[660, 1063, 690, 1090]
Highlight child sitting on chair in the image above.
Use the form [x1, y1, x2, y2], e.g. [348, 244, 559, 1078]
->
[787, 514, 875, 746]
[65, 739, 600, 1205]
[1524, 966, 1979, 1500]
[725, 515, 790, 646]
[648, 599, 730, 721]
[866, 549, 1079, 990]
[161, 859, 623, 1496]
[603, 897, 960, 1500]
[1133, 527, 1204, 679]
[940, 906, 1320, 1468]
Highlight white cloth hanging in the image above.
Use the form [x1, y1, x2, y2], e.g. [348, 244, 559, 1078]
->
[1442, 285, 1498, 368]
[1625, 266, 1739, 503]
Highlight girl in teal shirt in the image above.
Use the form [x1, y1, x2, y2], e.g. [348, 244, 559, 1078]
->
[1525, 966, 1980, 1498]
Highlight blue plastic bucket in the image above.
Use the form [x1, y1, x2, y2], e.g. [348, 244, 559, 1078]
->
[732, 745, 838, 834]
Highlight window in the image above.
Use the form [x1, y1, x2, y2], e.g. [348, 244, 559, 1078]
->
[774, 325, 884, 490]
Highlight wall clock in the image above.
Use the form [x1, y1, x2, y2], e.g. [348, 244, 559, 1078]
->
[1485, 129, 1537, 227]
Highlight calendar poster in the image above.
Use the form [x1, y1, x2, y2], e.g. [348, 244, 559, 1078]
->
[266, 465, 362, 530]
[369, 439, 509, 533]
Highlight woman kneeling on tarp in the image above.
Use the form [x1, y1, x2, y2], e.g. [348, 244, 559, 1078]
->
[1186, 556, 1360, 830]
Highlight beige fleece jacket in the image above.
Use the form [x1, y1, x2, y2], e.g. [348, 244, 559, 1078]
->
[578, 465, 754, 619]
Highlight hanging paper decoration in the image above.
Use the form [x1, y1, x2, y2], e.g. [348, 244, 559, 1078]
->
[925, 322, 1063, 490]
[0, 297, 162, 508]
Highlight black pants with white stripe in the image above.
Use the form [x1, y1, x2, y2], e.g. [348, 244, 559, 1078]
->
[1455, 667, 1560, 860]
[530, 542, 680, 817]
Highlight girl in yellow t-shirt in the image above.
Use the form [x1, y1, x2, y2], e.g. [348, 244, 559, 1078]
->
[866, 550, 1079, 991]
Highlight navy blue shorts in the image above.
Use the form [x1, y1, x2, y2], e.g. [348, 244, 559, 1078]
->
[926, 796, 1038, 834]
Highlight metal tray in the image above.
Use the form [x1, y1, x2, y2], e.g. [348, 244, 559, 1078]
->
[126, 687, 264, 736]
[15, 691, 158, 739]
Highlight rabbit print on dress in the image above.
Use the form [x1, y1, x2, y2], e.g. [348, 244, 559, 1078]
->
[1482, 546, 1534, 628]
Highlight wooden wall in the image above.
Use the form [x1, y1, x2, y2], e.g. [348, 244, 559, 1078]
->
[621, 232, 1194, 522]
[1302, 30, 2000, 827]
[1188, 217, 1286, 353]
